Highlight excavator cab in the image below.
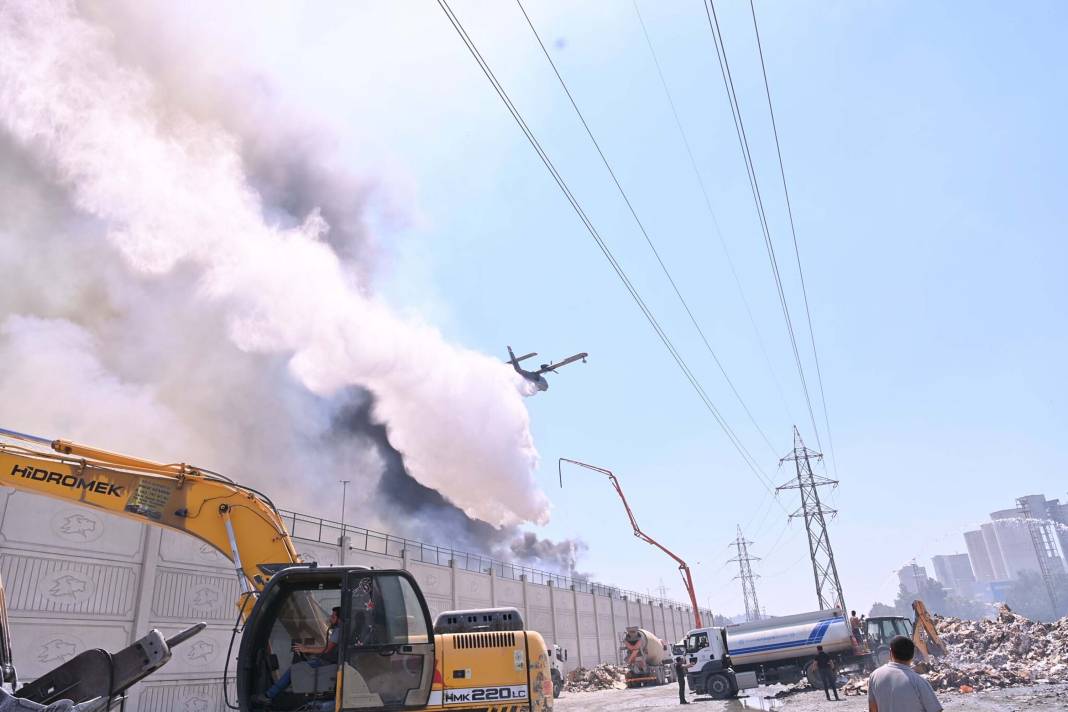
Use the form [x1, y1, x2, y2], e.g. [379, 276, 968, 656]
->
[238, 566, 434, 711]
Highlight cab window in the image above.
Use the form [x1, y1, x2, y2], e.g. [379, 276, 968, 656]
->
[686, 632, 709, 654]
[341, 573, 433, 708]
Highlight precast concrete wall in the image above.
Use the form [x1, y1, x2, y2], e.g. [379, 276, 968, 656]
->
[0, 489, 709, 710]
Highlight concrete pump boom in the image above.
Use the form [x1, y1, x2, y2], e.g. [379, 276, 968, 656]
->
[0, 426, 300, 599]
[559, 458, 703, 628]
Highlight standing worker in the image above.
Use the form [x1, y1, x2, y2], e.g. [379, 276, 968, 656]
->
[850, 610, 863, 637]
[868, 636, 943, 712]
[813, 645, 840, 701]
[674, 657, 690, 705]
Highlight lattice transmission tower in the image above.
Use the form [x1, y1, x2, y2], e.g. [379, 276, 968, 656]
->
[729, 525, 762, 622]
[777, 426, 846, 611]
[1016, 497, 1063, 618]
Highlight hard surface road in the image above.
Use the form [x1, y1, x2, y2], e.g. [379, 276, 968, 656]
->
[554, 683, 1068, 711]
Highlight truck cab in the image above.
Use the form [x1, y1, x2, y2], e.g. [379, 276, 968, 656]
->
[682, 627, 756, 700]
[550, 645, 567, 698]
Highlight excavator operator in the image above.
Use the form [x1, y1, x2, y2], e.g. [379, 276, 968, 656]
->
[252, 607, 341, 706]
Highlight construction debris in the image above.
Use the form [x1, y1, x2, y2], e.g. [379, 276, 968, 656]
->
[563, 664, 628, 692]
[842, 606, 1068, 695]
[924, 606, 1068, 691]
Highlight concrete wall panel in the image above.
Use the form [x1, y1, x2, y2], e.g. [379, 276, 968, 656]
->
[494, 578, 523, 607]
[1, 552, 137, 617]
[151, 569, 241, 622]
[135, 678, 229, 712]
[158, 530, 231, 570]
[0, 491, 144, 561]
[9, 619, 132, 680]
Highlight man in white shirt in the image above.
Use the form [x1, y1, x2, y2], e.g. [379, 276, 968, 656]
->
[868, 635, 943, 712]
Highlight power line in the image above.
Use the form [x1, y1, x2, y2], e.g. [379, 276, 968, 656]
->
[516, 0, 778, 460]
[700, 0, 824, 453]
[631, 0, 795, 428]
[436, 0, 778, 496]
[747, 0, 837, 475]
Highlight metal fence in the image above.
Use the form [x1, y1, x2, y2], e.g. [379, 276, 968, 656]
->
[278, 509, 699, 611]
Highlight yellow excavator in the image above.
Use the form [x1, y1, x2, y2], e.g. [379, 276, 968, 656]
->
[0, 427, 553, 711]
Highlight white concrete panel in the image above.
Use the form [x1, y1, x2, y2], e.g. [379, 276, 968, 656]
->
[555, 615, 576, 637]
[346, 549, 400, 570]
[158, 530, 232, 570]
[0, 489, 145, 561]
[286, 541, 339, 567]
[151, 568, 241, 622]
[526, 584, 550, 608]
[406, 562, 452, 598]
[150, 625, 239, 677]
[494, 578, 523, 606]
[552, 588, 574, 611]
[135, 678, 230, 712]
[527, 607, 553, 634]
[1, 552, 138, 618]
[455, 571, 491, 603]
[9, 619, 132, 681]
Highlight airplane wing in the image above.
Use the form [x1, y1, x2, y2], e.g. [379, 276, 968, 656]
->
[536, 352, 588, 374]
[506, 351, 538, 364]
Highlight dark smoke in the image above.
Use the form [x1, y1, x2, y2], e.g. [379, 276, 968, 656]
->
[336, 393, 588, 577]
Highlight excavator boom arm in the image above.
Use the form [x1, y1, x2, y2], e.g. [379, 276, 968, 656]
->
[0, 430, 299, 593]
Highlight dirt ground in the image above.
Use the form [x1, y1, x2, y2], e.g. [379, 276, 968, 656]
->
[553, 682, 1068, 711]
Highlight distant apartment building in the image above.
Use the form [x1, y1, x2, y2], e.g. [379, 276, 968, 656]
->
[990, 507, 1043, 579]
[961, 494, 1068, 586]
[963, 529, 996, 582]
[897, 562, 929, 595]
[931, 553, 975, 595]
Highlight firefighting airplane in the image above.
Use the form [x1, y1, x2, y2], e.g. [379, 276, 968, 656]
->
[506, 346, 588, 392]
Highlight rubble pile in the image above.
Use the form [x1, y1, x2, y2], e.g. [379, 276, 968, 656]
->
[841, 676, 868, 696]
[924, 606, 1068, 691]
[563, 664, 628, 692]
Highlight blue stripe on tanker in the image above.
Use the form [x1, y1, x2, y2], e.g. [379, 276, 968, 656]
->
[730, 618, 841, 656]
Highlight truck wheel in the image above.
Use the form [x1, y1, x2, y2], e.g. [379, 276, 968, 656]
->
[552, 670, 563, 698]
[705, 674, 732, 699]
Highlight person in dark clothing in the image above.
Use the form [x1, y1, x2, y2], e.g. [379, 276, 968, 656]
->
[814, 645, 839, 701]
[674, 657, 690, 704]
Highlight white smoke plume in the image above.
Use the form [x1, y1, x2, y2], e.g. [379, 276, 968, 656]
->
[0, 1, 552, 534]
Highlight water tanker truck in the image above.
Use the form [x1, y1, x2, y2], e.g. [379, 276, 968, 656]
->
[684, 607, 917, 695]
[620, 627, 676, 687]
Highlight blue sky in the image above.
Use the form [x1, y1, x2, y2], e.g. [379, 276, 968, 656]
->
[231, 0, 1068, 617]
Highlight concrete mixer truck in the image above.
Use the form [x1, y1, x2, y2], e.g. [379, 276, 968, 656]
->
[619, 627, 676, 688]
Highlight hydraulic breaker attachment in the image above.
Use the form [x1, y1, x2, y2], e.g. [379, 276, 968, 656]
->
[15, 624, 206, 709]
